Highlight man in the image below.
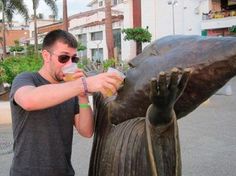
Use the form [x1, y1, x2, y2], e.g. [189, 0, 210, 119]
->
[9, 29, 122, 176]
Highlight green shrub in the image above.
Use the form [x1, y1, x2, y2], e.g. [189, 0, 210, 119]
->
[0, 56, 43, 84]
[77, 42, 87, 51]
[9, 40, 24, 52]
[122, 27, 152, 43]
[9, 45, 24, 52]
[102, 58, 116, 70]
[26, 44, 35, 56]
[229, 25, 236, 33]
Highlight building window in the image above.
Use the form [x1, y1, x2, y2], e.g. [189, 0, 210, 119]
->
[99, 1, 103, 7]
[113, 0, 118, 5]
[91, 48, 103, 62]
[78, 34, 87, 44]
[112, 0, 123, 5]
[91, 31, 103, 41]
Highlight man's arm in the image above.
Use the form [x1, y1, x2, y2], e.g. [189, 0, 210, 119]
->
[14, 72, 122, 111]
[14, 79, 84, 111]
[74, 96, 94, 138]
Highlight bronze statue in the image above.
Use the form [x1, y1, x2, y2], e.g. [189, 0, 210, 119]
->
[88, 35, 236, 176]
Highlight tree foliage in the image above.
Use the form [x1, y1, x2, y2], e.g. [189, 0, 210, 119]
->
[0, 0, 29, 58]
[0, 0, 29, 22]
[32, 0, 58, 54]
[0, 56, 43, 84]
[122, 27, 152, 43]
[229, 25, 236, 33]
[9, 40, 24, 52]
[77, 42, 87, 51]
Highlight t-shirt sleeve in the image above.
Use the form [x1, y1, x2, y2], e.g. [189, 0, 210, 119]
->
[9, 72, 36, 102]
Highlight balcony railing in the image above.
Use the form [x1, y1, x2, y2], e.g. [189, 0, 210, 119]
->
[201, 11, 236, 30]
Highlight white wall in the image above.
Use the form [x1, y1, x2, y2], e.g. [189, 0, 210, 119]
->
[118, 0, 136, 60]
[182, 0, 202, 35]
[141, 0, 205, 45]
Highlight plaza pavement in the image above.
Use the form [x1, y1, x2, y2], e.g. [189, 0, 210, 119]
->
[0, 77, 236, 176]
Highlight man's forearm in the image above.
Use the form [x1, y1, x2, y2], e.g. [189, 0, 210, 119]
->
[74, 96, 94, 137]
[15, 79, 84, 111]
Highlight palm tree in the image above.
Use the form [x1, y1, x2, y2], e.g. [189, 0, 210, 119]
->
[0, 0, 28, 59]
[0, 36, 3, 53]
[105, 0, 114, 59]
[62, 0, 68, 31]
[32, 0, 57, 55]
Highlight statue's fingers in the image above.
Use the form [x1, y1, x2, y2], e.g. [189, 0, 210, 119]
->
[158, 72, 167, 96]
[150, 78, 158, 97]
[168, 67, 180, 90]
[177, 68, 192, 95]
[168, 68, 180, 100]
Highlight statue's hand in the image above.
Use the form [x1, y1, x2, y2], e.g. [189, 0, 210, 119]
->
[148, 68, 191, 125]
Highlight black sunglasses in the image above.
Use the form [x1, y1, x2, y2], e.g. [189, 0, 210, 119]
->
[49, 52, 79, 63]
[57, 55, 79, 63]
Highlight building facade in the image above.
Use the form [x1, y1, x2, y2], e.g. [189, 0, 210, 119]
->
[141, 0, 236, 44]
[0, 22, 29, 53]
[69, 0, 136, 61]
[26, 0, 236, 61]
[201, 0, 236, 36]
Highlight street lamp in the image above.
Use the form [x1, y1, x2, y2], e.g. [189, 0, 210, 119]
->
[168, 0, 178, 35]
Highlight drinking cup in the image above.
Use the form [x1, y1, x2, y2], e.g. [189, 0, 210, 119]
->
[62, 63, 78, 82]
[105, 67, 126, 97]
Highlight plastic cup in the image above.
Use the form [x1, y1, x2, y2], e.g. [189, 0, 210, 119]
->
[107, 67, 126, 79]
[105, 67, 126, 97]
[62, 63, 78, 82]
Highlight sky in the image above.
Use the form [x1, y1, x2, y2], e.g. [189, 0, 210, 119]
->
[13, 0, 90, 22]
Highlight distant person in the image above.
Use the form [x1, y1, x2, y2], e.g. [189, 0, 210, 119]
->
[9, 29, 122, 176]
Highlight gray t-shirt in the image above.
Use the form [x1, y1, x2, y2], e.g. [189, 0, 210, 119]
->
[9, 72, 79, 176]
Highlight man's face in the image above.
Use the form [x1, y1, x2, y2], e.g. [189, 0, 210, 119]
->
[43, 41, 77, 82]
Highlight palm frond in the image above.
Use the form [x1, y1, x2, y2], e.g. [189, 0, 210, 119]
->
[11, 0, 29, 20]
[4, 0, 29, 22]
[44, 0, 58, 17]
[5, 7, 14, 22]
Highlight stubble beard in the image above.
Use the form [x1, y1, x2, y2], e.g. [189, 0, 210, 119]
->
[55, 73, 64, 82]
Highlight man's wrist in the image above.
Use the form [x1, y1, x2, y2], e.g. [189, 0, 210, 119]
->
[79, 103, 91, 109]
[78, 96, 89, 103]
[81, 77, 89, 96]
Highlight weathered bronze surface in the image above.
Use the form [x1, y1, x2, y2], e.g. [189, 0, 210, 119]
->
[89, 35, 236, 176]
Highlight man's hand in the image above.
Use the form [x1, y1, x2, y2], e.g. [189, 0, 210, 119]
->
[85, 72, 124, 97]
[148, 68, 191, 125]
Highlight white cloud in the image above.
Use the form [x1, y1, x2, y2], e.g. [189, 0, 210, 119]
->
[13, 0, 89, 22]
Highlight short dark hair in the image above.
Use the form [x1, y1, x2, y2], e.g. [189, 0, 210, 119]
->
[42, 29, 78, 50]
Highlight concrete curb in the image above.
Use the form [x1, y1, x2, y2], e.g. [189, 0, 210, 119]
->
[0, 96, 93, 125]
[0, 101, 11, 124]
